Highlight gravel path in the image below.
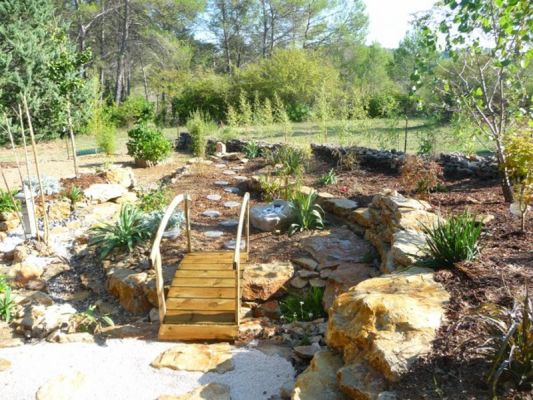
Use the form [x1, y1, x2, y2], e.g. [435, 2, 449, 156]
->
[0, 339, 295, 400]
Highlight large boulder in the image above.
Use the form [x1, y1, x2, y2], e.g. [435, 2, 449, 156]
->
[151, 343, 234, 373]
[301, 228, 374, 270]
[250, 200, 297, 232]
[104, 167, 136, 189]
[326, 267, 449, 385]
[322, 263, 376, 311]
[242, 262, 294, 301]
[106, 269, 152, 314]
[292, 350, 348, 400]
[391, 230, 428, 267]
[84, 184, 128, 203]
[21, 303, 76, 338]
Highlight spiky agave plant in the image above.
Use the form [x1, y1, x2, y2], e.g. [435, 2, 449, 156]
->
[89, 204, 151, 259]
[288, 192, 325, 236]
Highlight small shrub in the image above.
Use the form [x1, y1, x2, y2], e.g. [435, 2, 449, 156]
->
[187, 110, 209, 158]
[24, 176, 62, 196]
[277, 146, 308, 177]
[0, 190, 20, 213]
[238, 91, 253, 128]
[141, 210, 185, 234]
[482, 292, 533, 396]
[0, 275, 13, 323]
[318, 169, 337, 186]
[111, 96, 154, 127]
[243, 141, 261, 159]
[72, 304, 114, 334]
[258, 175, 284, 202]
[89, 204, 151, 259]
[288, 192, 325, 236]
[138, 187, 169, 212]
[280, 287, 326, 322]
[89, 102, 117, 155]
[64, 186, 82, 210]
[126, 124, 172, 164]
[421, 211, 482, 268]
[336, 150, 359, 172]
[400, 155, 443, 199]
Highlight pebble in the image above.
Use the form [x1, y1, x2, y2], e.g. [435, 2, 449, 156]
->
[204, 230, 224, 238]
[223, 170, 236, 176]
[219, 219, 239, 228]
[234, 176, 248, 182]
[206, 194, 222, 201]
[214, 163, 227, 169]
[202, 210, 221, 218]
[224, 240, 245, 250]
[214, 180, 230, 186]
[224, 187, 240, 194]
[224, 201, 240, 208]
[232, 166, 245, 171]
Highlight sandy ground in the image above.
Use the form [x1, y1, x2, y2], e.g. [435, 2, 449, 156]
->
[0, 339, 295, 400]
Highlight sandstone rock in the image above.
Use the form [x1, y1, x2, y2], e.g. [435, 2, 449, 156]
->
[322, 263, 375, 310]
[395, 209, 443, 233]
[297, 270, 318, 279]
[151, 343, 234, 373]
[321, 198, 358, 218]
[476, 213, 495, 225]
[114, 192, 138, 204]
[337, 362, 386, 400]
[41, 262, 70, 280]
[254, 300, 281, 320]
[290, 276, 308, 289]
[22, 303, 76, 338]
[106, 269, 152, 314]
[0, 219, 19, 232]
[0, 211, 17, 222]
[0, 358, 11, 371]
[35, 371, 88, 400]
[84, 183, 128, 203]
[159, 383, 231, 400]
[292, 350, 348, 400]
[9, 262, 44, 285]
[309, 278, 326, 288]
[12, 245, 31, 263]
[47, 331, 96, 344]
[280, 381, 295, 399]
[349, 207, 371, 228]
[291, 257, 318, 271]
[294, 343, 321, 359]
[391, 230, 428, 267]
[326, 267, 449, 382]
[44, 200, 71, 220]
[242, 262, 294, 301]
[250, 200, 297, 232]
[302, 228, 374, 269]
[105, 167, 136, 188]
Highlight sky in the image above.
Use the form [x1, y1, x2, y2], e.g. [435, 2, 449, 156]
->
[364, 0, 437, 48]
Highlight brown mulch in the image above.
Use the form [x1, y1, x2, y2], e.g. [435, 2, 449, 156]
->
[60, 172, 106, 191]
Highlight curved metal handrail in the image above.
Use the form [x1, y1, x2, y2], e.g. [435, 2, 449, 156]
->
[233, 192, 250, 326]
[150, 193, 192, 322]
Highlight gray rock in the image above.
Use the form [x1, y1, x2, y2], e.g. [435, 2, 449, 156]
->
[84, 184, 127, 203]
[224, 187, 240, 194]
[290, 276, 308, 289]
[219, 219, 238, 228]
[205, 230, 224, 238]
[214, 180, 229, 186]
[206, 194, 222, 201]
[224, 240, 245, 250]
[250, 200, 297, 232]
[202, 210, 221, 218]
[234, 175, 248, 182]
[224, 201, 240, 208]
[292, 257, 318, 271]
[223, 170, 236, 175]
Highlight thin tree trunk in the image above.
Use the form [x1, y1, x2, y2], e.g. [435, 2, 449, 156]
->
[115, 0, 129, 104]
[495, 137, 514, 203]
[66, 101, 79, 177]
[403, 117, 408, 153]
[141, 64, 149, 101]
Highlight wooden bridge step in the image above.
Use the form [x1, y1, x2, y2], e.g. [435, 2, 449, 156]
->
[166, 298, 235, 311]
[159, 323, 238, 341]
[179, 263, 235, 270]
[174, 270, 236, 278]
[164, 311, 235, 324]
[167, 287, 235, 299]
[170, 278, 235, 287]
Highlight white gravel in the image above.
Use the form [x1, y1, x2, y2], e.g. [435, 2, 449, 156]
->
[0, 339, 295, 400]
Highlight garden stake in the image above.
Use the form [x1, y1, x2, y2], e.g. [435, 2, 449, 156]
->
[0, 169, 26, 236]
[22, 95, 49, 244]
[66, 100, 79, 177]
[17, 104, 40, 241]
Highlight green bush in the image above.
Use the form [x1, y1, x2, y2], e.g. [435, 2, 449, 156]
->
[367, 91, 398, 118]
[138, 187, 169, 212]
[126, 124, 172, 164]
[111, 96, 154, 127]
[277, 146, 308, 177]
[72, 304, 114, 334]
[318, 169, 337, 186]
[63, 186, 82, 210]
[288, 192, 325, 236]
[0, 190, 19, 213]
[421, 211, 482, 268]
[483, 293, 533, 396]
[243, 141, 261, 159]
[88, 102, 116, 155]
[187, 110, 208, 158]
[280, 287, 326, 322]
[0, 275, 13, 323]
[89, 204, 151, 259]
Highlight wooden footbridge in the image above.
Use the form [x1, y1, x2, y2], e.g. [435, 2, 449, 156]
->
[150, 193, 250, 341]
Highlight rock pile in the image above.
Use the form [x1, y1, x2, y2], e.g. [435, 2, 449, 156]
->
[0, 211, 19, 232]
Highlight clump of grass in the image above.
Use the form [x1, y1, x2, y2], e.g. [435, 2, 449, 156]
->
[63, 186, 82, 210]
[421, 211, 481, 268]
[72, 304, 114, 334]
[280, 287, 325, 323]
[0, 275, 13, 323]
[138, 187, 168, 212]
[318, 169, 337, 186]
[482, 291, 533, 396]
[89, 204, 151, 259]
[0, 190, 19, 213]
[288, 192, 325, 236]
[243, 141, 261, 159]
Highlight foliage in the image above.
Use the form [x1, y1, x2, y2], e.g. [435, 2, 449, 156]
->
[0, 275, 13, 323]
[138, 187, 169, 212]
[88, 204, 151, 259]
[421, 211, 482, 268]
[0, 190, 20, 213]
[63, 186, 82, 210]
[272, 146, 308, 177]
[258, 176, 284, 202]
[238, 92, 253, 128]
[24, 176, 62, 195]
[318, 169, 337, 186]
[280, 287, 326, 323]
[110, 95, 154, 127]
[141, 210, 185, 235]
[72, 304, 114, 334]
[126, 124, 172, 164]
[186, 110, 210, 158]
[504, 130, 533, 232]
[0, 0, 92, 143]
[88, 101, 116, 155]
[288, 192, 325, 236]
[400, 155, 443, 198]
[314, 84, 332, 142]
[243, 141, 261, 159]
[482, 292, 533, 396]
[337, 150, 359, 172]
[273, 93, 292, 143]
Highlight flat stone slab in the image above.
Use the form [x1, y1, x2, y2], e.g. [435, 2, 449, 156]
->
[224, 240, 245, 250]
[214, 163, 227, 169]
[222, 170, 236, 176]
[151, 343, 234, 373]
[234, 176, 248, 182]
[219, 219, 239, 228]
[206, 194, 222, 201]
[224, 187, 240, 194]
[202, 210, 221, 218]
[204, 230, 224, 238]
[232, 166, 245, 171]
[214, 181, 229, 186]
[224, 201, 240, 208]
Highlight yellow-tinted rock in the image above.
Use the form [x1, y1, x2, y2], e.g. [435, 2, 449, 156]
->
[35, 371, 88, 400]
[292, 350, 348, 400]
[349, 207, 371, 228]
[326, 267, 449, 382]
[151, 343, 234, 373]
[106, 269, 152, 314]
[242, 262, 294, 301]
[158, 383, 231, 400]
[0, 358, 11, 371]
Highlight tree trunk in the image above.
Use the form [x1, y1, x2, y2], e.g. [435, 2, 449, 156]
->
[115, 0, 129, 104]
[495, 137, 514, 203]
[403, 116, 408, 153]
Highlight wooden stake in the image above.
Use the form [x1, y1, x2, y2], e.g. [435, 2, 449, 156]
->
[22, 95, 49, 244]
[66, 100, 79, 177]
[0, 169, 26, 234]
[17, 104, 40, 240]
